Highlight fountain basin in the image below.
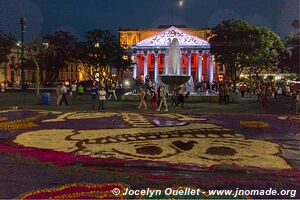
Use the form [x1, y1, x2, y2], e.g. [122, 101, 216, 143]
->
[160, 75, 191, 88]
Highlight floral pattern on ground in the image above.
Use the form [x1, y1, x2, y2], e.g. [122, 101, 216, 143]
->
[240, 121, 270, 128]
[19, 183, 127, 199]
[0, 110, 298, 170]
[19, 183, 249, 200]
[14, 124, 290, 169]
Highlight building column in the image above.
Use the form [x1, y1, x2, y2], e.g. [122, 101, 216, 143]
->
[143, 51, 148, 82]
[154, 52, 159, 83]
[198, 50, 202, 82]
[187, 51, 191, 76]
[133, 52, 137, 79]
[209, 52, 213, 83]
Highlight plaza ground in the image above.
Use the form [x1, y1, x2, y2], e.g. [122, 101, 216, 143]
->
[0, 91, 299, 199]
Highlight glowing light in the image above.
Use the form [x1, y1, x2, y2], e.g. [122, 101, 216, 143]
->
[178, 0, 184, 7]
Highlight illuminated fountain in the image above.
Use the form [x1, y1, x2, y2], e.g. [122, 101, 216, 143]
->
[159, 38, 191, 92]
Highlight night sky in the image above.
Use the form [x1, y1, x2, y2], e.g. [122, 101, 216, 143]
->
[0, 0, 299, 40]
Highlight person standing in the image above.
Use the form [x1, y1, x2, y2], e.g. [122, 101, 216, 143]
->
[171, 89, 178, 107]
[59, 83, 69, 106]
[71, 82, 77, 98]
[224, 83, 230, 104]
[176, 87, 185, 108]
[261, 88, 268, 108]
[137, 88, 147, 110]
[286, 85, 291, 96]
[256, 86, 262, 102]
[240, 83, 246, 99]
[98, 87, 107, 110]
[277, 86, 283, 98]
[91, 82, 98, 110]
[78, 84, 84, 99]
[219, 84, 225, 104]
[0, 82, 5, 93]
[56, 84, 62, 106]
[156, 86, 168, 112]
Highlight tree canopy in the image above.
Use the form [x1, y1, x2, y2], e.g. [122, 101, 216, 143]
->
[280, 20, 299, 73]
[42, 31, 81, 81]
[79, 29, 132, 82]
[210, 19, 285, 83]
[0, 31, 15, 64]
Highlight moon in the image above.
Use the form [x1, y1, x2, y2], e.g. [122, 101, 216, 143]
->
[178, 0, 184, 7]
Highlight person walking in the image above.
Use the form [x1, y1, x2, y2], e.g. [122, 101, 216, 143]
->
[91, 82, 98, 110]
[98, 87, 107, 110]
[137, 88, 147, 110]
[156, 86, 168, 112]
[70, 82, 77, 98]
[150, 88, 158, 109]
[59, 83, 69, 106]
[108, 83, 118, 100]
[56, 84, 62, 106]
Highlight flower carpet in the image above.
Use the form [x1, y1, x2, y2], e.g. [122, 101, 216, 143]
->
[0, 110, 299, 199]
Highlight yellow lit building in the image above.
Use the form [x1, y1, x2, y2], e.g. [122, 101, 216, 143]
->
[119, 25, 211, 49]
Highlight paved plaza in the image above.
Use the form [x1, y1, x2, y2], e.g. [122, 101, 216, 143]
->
[0, 106, 299, 199]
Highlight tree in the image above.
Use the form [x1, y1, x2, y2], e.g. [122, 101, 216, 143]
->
[281, 20, 300, 73]
[209, 19, 285, 84]
[0, 31, 15, 64]
[78, 29, 132, 83]
[113, 47, 133, 79]
[43, 31, 81, 81]
[24, 40, 49, 95]
[209, 20, 257, 83]
[244, 26, 285, 84]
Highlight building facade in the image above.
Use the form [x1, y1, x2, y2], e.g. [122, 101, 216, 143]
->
[119, 25, 224, 83]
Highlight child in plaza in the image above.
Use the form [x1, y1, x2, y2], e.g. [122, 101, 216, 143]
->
[98, 87, 107, 110]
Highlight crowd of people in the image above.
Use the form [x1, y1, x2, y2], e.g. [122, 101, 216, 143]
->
[137, 84, 191, 112]
[217, 82, 300, 112]
[52, 79, 300, 114]
[55, 81, 122, 110]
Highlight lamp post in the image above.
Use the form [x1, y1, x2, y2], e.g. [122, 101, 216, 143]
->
[20, 17, 25, 89]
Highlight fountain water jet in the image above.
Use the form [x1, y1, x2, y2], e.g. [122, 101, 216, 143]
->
[159, 38, 191, 92]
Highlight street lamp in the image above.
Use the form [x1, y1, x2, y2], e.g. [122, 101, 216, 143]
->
[20, 17, 26, 89]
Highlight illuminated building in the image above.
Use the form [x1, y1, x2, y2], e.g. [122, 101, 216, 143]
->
[119, 25, 224, 83]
